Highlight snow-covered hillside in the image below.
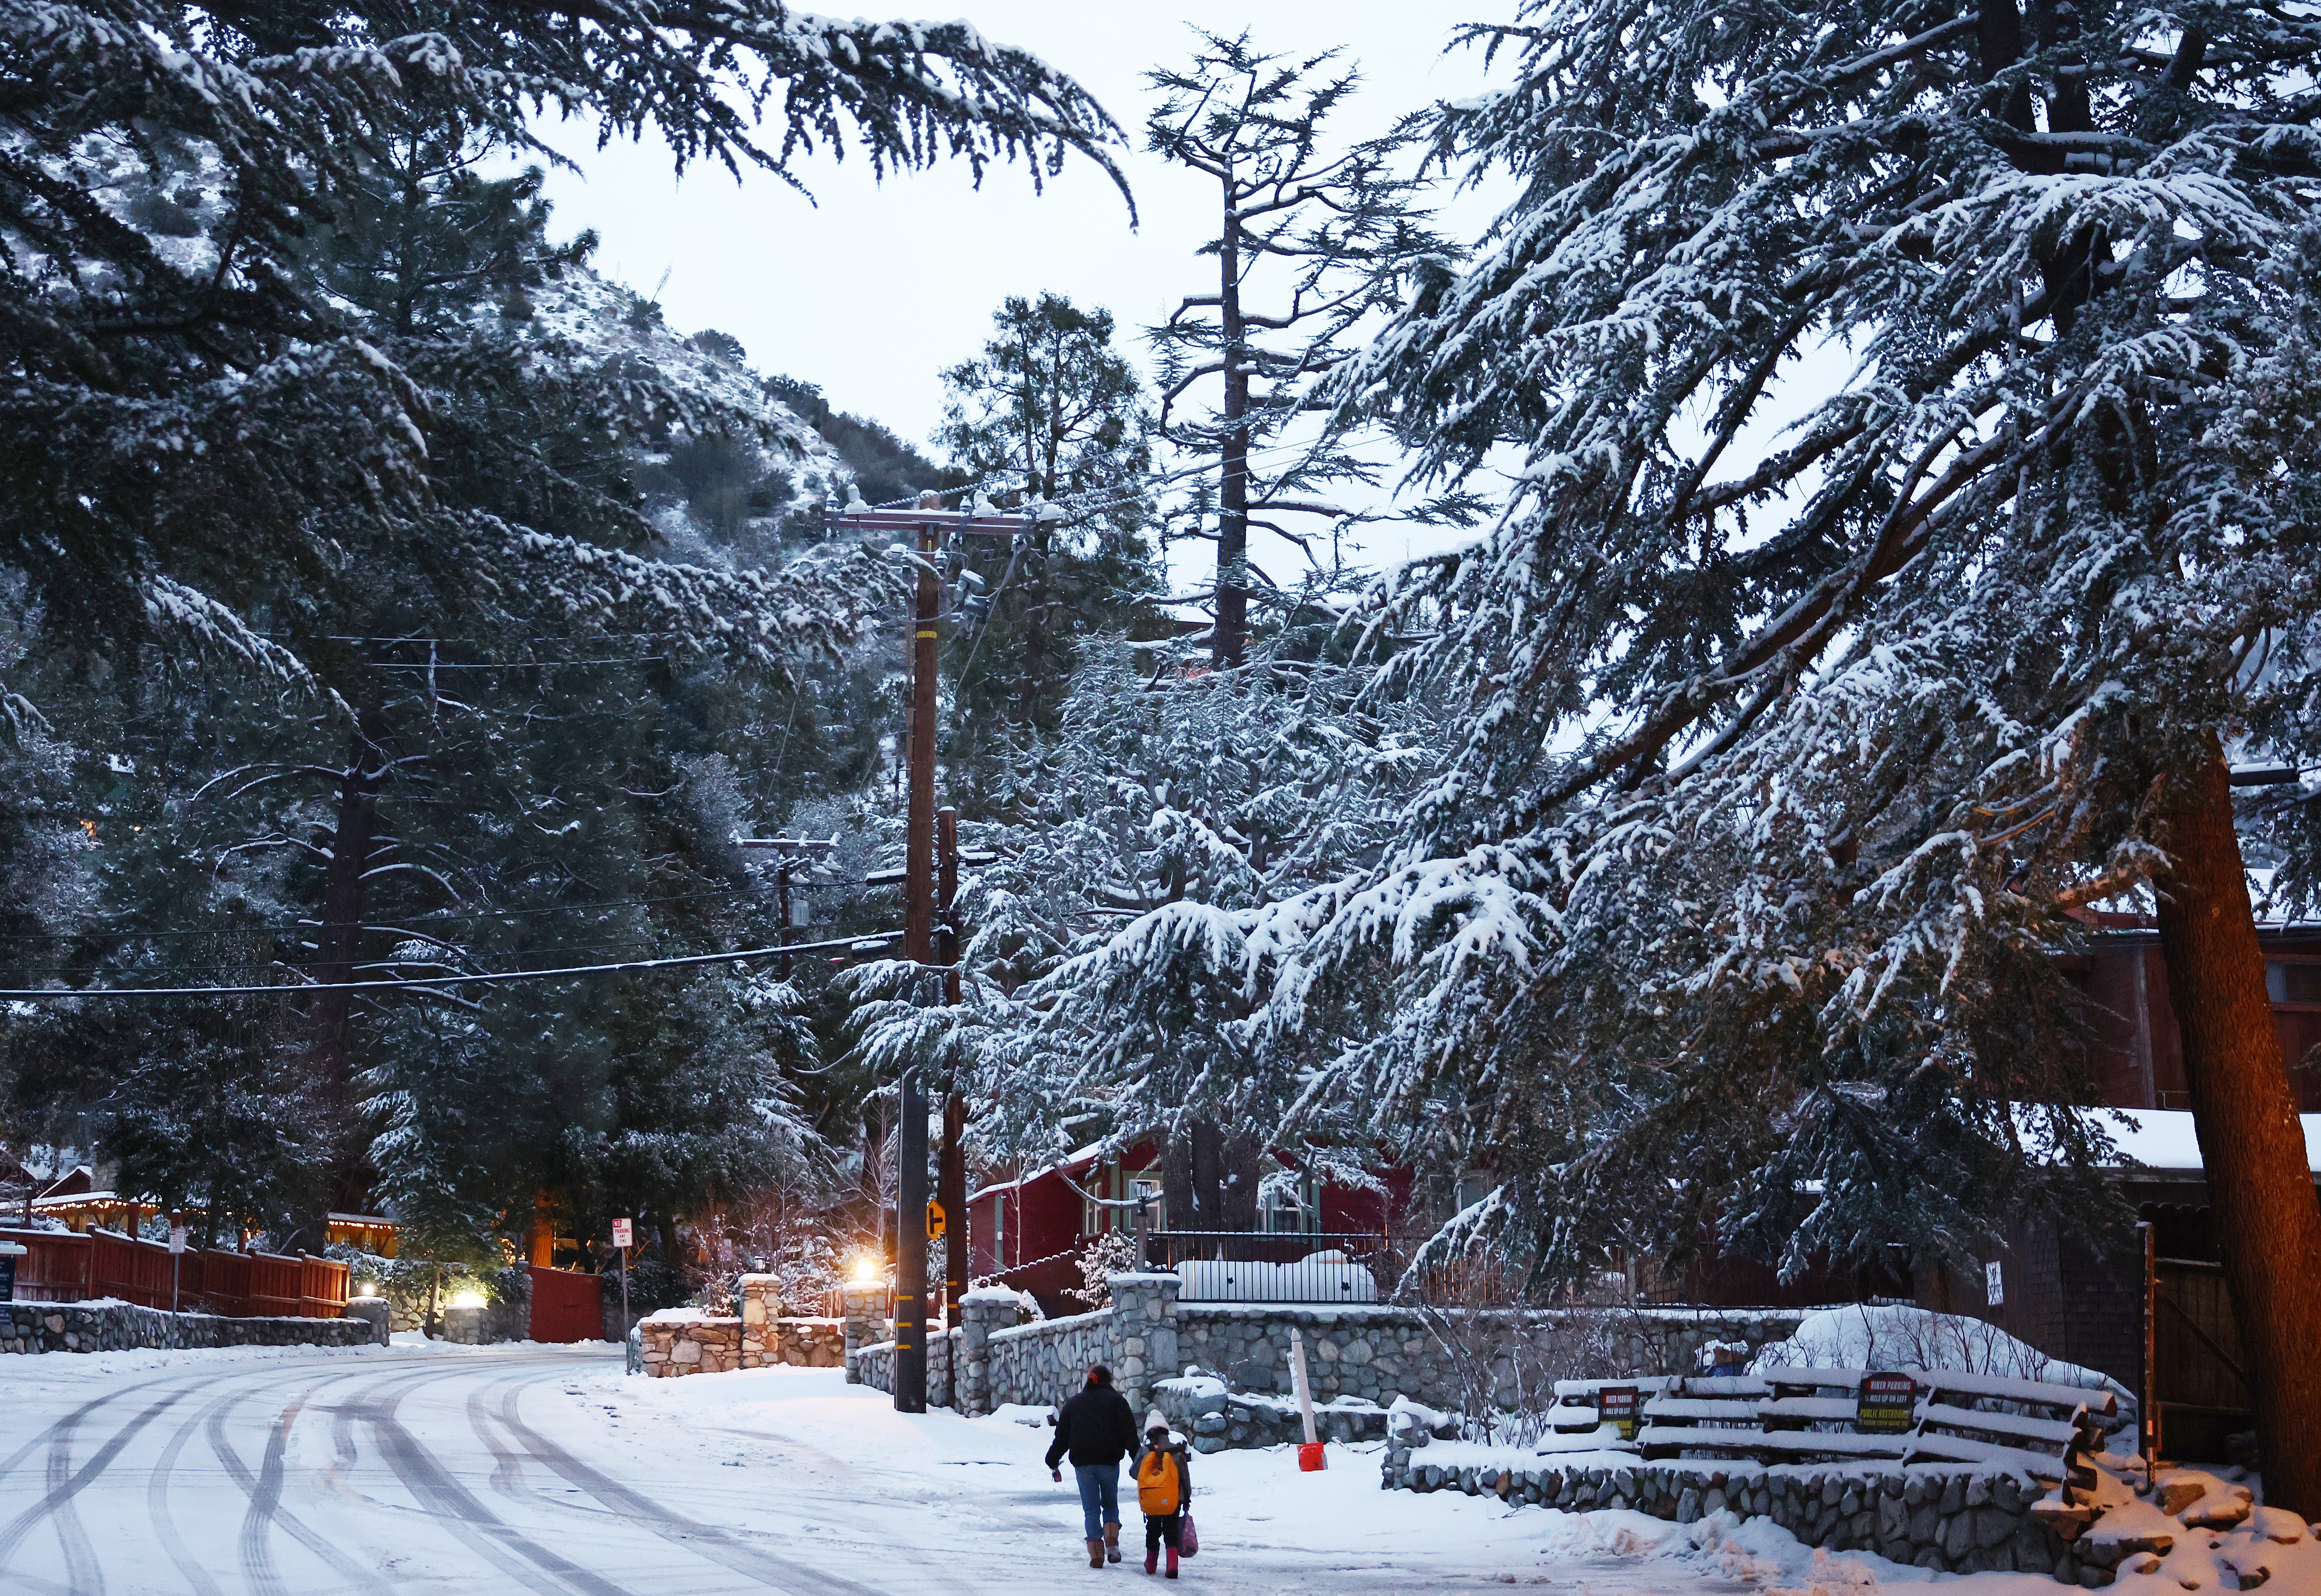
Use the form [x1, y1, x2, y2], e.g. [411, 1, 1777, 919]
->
[510, 266, 856, 535]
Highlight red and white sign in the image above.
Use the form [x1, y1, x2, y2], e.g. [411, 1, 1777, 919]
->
[611, 1218, 633, 1249]
[168, 1226, 189, 1255]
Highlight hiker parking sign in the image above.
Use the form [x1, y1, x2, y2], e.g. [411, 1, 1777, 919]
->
[1856, 1373, 1917, 1435]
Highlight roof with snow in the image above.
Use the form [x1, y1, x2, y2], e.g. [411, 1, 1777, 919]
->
[2081, 1108, 2321, 1174]
[967, 1140, 1111, 1205]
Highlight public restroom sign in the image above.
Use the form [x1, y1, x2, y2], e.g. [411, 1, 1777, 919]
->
[1856, 1373, 1917, 1435]
[1596, 1385, 1639, 1440]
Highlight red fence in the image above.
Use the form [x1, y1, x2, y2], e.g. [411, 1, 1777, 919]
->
[527, 1265, 603, 1343]
[0, 1227, 348, 1318]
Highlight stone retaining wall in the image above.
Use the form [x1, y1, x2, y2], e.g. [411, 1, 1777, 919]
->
[1176, 1304, 1809, 1408]
[637, 1305, 846, 1377]
[1380, 1423, 2091, 1581]
[851, 1325, 963, 1403]
[1, 1300, 379, 1355]
[979, 1305, 1117, 1409]
[1153, 1372, 1393, 1449]
[848, 1275, 1805, 1446]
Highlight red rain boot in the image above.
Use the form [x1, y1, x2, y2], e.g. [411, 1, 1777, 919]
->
[1144, 1543, 1158, 1575]
[1165, 1546, 1180, 1579]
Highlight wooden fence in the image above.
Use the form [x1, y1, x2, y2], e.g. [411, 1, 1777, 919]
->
[0, 1226, 349, 1318]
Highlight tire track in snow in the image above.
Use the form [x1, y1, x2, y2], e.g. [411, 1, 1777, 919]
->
[354, 1377, 635, 1596]
[0, 1387, 129, 1491]
[148, 1389, 230, 1596]
[230, 1391, 301, 1596]
[151, 1353, 417, 1596]
[0, 1385, 193, 1593]
[200, 1361, 417, 1595]
[486, 1376, 958, 1596]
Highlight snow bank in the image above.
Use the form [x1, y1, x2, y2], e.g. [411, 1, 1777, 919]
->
[2074, 1461, 2317, 1593]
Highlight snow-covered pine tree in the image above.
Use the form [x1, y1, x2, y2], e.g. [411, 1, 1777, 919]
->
[851, 642, 1444, 1229]
[935, 293, 1162, 761]
[0, 0, 1126, 702]
[2, 0, 1123, 1258]
[1145, 33, 1448, 667]
[1308, 0, 2321, 1509]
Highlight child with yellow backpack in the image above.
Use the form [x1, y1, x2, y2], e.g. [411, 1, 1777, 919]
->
[1132, 1410, 1195, 1578]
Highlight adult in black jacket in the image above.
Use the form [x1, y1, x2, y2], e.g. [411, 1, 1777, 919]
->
[1045, 1365, 1139, 1567]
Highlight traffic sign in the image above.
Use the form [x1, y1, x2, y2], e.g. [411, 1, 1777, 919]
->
[926, 1200, 946, 1241]
[612, 1218, 633, 1249]
[169, 1225, 188, 1255]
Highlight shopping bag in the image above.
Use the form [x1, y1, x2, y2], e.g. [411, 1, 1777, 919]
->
[1179, 1512, 1198, 1558]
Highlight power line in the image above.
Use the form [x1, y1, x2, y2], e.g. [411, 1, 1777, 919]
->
[0, 931, 906, 1000]
[0, 883, 804, 941]
[365, 657, 672, 669]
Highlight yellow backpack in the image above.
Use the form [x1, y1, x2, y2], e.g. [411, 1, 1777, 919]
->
[1135, 1449, 1182, 1515]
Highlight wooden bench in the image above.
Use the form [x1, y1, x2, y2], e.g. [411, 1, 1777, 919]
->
[1542, 1376, 1673, 1454]
[1611, 1365, 2114, 1482]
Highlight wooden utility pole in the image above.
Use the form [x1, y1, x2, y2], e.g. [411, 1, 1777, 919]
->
[937, 806, 967, 1318]
[893, 499, 942, 1414]
[818, 494, 1028, 1406]
[734, 836, 835, 981]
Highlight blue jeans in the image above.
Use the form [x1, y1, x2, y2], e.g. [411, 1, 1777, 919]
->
[1074, 1462, 1120, 1539]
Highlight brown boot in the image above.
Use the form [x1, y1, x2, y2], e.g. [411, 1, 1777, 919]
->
[1087, 1539, 1105, 1569]
[1105, 1524, 1122, 1564]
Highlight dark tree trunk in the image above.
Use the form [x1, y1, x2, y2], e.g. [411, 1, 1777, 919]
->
[2152, 735, 2321, 1517]
[1162, 1136, 1194, 1238]
[1166, 1123, 1228, 1229]
[1020, 525, 1049, 727]
[1216, 1131, 1262, 1231]
[295, 715, 386, 1250]
[939, 1091, 967, 1311]
[1215, 184, 1249, 670]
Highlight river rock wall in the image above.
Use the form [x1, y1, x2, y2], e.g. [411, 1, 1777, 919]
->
[0, 1300, 378, 1355]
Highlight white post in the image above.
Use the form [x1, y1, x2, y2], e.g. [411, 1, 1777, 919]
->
[1289, 1327, 1319, 1446]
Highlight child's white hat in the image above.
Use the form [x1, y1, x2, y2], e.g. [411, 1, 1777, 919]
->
[1145, 1408, 1169, 1433]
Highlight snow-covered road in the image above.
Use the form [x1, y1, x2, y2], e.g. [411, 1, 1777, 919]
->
[3, 1342, 2132, 1596]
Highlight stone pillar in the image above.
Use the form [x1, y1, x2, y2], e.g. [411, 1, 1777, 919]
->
[841, 1281, 887, 1384]
[956, 1286, 1023, 1416]
[1106, 1273, 1181, 1416]
[737, 1273, 782, 1368]
[442, 1303, 485, 1345]
[340, 1296, 390, 1346]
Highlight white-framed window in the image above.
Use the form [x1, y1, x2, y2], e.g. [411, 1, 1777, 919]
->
[1262, 1172, 1320, 1233]
[2267, 959, 2321, 1007]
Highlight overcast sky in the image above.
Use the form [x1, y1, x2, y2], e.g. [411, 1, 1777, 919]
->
[521, 3, 1513, 579]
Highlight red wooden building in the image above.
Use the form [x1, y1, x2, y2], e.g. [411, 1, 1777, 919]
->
[966, 1138, 1404, 1312]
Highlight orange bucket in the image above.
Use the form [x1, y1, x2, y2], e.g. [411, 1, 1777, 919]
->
[1297, 1442, 1327, 1472]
